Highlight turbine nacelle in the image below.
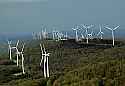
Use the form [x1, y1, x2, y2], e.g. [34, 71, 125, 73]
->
[43, 53, 50, 57]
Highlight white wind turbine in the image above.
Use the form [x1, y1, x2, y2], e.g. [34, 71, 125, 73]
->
[58, 31, 63, 41]
[40, 44, 50, 78]
[72, 25, 80, 41]
[13, 43, 25, 76]
[8, 40, 19, 62]
[64, 32, 68, 40]
[52, 30, 56, 40]
[58, 32, 62, 40]
[81, 24, 94, 44]
[12, 40, 20, 66]
[8, 40, 12, 60]
[52, 29, 59, 40]
[97, 25, 104, 39]
[38, 32, 42, 40]
[42, 28, 48, 39]
[105, 25, 120, 46]
[19, 43, 25, 74]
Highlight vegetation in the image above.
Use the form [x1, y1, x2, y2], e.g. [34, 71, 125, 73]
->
[0, 39, 125, 86]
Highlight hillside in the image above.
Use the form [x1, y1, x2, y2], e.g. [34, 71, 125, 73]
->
[0, 39, 125, 86]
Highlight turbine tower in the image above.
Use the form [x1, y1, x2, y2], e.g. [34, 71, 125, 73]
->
[97, 25, 104, 39]
[88, 30, 94, 39]
[105, 25, 120, 46]
[40, 44, 50, 78]
[81, 24, 94, 44]
[72, 25, 80, 41]
[64, 32, 68, 40]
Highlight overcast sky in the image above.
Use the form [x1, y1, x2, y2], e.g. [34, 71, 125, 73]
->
[0, 0, 125, 32]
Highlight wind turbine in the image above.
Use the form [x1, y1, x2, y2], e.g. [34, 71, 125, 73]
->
[52, 28, 59, 41]
[105, 25, 120, 46]
[97, 25, 104, 39]
[32, 32, 38, 40]
[12, 40, 20, 66]
[42, 28, 48, 39]
[7, 40, 12, 60]
[32, 32, 36, 40]
[13, 43, 25, 75]
[52, 30, 56, 40]
[56, 31, 60, 41]
[72, 25, 80, 41]
[64, 32, 68, 40]
[8, 40, 19, 62]
[40, 44, 50, 78]
[19, 43, 25, 74]
[81, 24, 94, 44]
[38, 32, 42, 40]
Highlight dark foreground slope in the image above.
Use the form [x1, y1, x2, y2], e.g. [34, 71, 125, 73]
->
[0, 39, 125, 86]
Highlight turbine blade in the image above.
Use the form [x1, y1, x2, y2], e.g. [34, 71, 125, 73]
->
[40, 44, 44, 54]
[105, 26, 112, 30]
[113, 26, 120, 30]
[101, 32, 104, 34]
[97, 32, 100, 36]
[99, 25, 102, 32]
[16, 40, 19, 47]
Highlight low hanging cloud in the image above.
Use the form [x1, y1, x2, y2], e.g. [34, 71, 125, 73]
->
[0, 0, 48, 2]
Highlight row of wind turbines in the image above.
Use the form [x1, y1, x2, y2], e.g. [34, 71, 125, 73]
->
[8, 40, 50, 78]
[32, 24, 120, 46]
[72, 24, 119, 46]
[8, 40, 25, 74]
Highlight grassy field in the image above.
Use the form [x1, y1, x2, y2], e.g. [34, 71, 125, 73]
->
[0, 39, 125, 86]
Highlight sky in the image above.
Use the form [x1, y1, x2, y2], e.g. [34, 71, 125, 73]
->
[0, 0, 125, 33]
